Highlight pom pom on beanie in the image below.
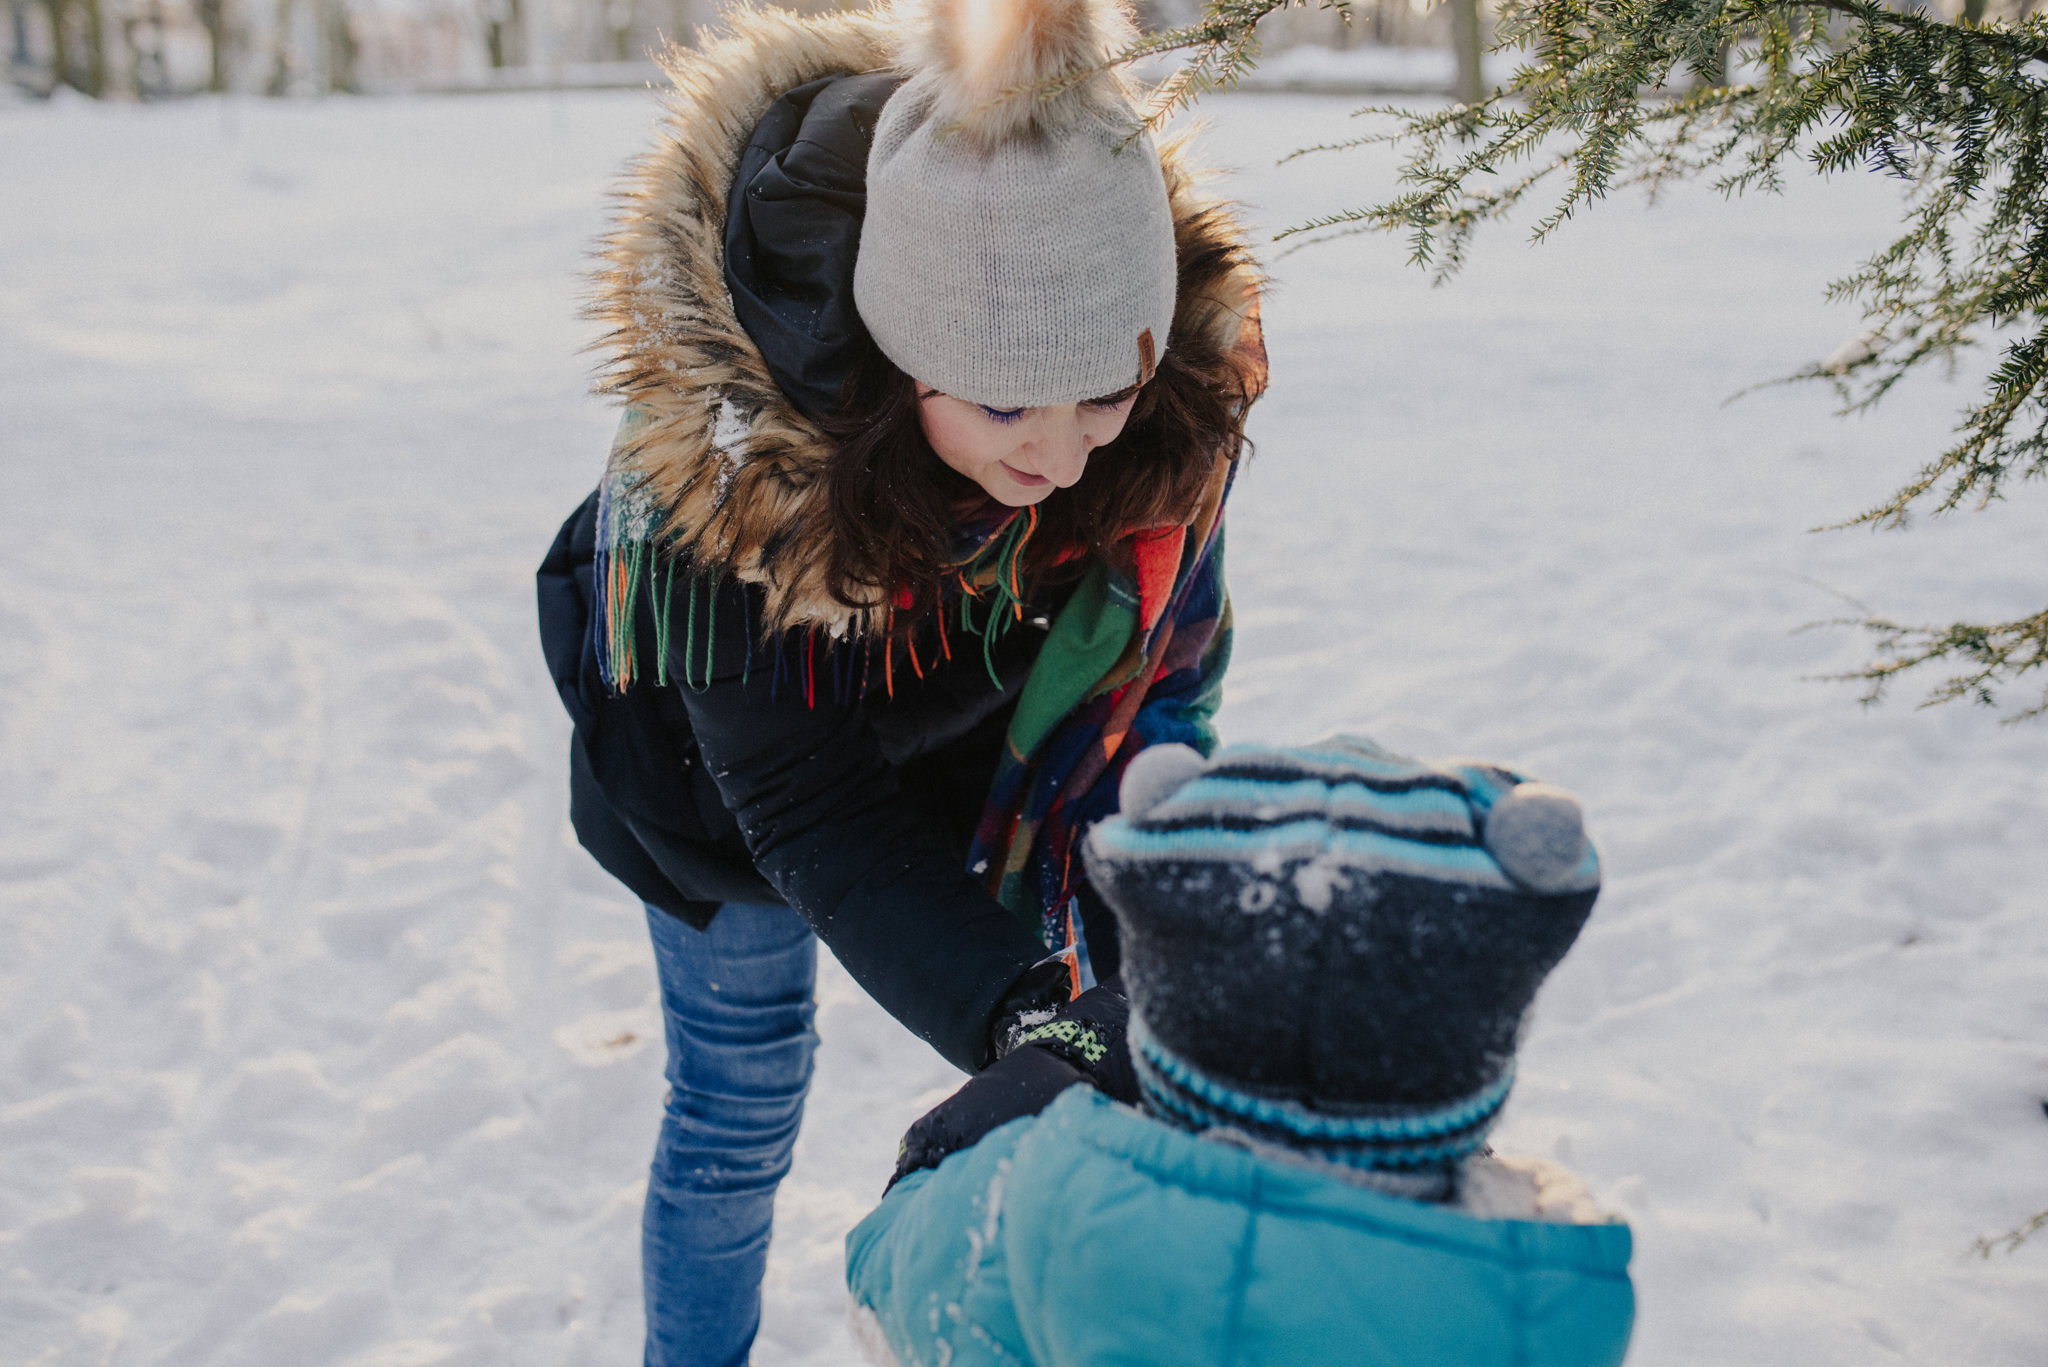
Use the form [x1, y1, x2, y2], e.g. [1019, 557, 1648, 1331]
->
[901, 0, 1138, 148]
[855, 0, 1178, 409]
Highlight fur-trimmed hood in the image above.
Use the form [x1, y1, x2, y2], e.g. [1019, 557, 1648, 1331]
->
[587, 3, 1264, 635]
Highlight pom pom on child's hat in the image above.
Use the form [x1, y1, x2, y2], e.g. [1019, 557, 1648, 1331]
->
[1083, 736, 1601, 1172]
[854, 0, 1178, 410]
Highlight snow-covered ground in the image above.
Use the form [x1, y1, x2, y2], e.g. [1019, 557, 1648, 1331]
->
[2, 87, 2044, 1367]
[1226, 40, 1522, 92]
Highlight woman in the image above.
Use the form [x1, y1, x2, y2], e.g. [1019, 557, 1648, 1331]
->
[536, 0, 1266, 1362]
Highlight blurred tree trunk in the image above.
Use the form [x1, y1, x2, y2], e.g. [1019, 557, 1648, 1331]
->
[484, 0, 522, 68]
[10, 0, 32, 77]
[320, 0, 352, 89]
[1447, 0, 1482, 105]
[121, 9, 140, 91]
[41, 0, 70, 89]
[197, 0, 226, 90]
[266, 0, 290, 93]
[78, 0, 105, 94]
[607, 0, 632, 61]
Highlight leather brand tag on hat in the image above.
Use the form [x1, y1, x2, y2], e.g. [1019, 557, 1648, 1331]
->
[1136, 328, 1157, 386]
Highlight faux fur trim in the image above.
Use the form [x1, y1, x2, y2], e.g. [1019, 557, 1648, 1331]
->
[586, 3, 1262, 634]
[1458, 1154, 1618, 1225]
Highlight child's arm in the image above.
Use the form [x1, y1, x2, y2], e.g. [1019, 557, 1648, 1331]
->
[846, 1114, 1039, 1367]
[889, 981, 1136, 1189]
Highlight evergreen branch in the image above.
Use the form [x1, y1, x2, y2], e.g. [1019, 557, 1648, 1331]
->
[1973, 1206, 2048, 1256]
[1157, 0, 2048, 713]
[1836, 608, 2048, 717]
[965, 0, 1354, 142]
[1797, 0, 2048, 65]
[1118, 0, 1356, 127]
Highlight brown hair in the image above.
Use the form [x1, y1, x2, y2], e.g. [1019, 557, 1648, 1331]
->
[822, 221, 1261, 628]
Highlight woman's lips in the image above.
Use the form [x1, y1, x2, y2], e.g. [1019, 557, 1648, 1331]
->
[999, 461, 1049, 487]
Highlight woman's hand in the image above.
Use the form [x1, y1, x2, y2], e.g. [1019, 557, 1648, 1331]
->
[888, 982, 1137, 1192]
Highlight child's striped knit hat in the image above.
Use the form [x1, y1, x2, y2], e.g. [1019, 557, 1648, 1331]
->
[1083, 736, 1601, 1173]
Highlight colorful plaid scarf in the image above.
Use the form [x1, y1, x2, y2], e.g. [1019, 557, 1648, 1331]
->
[968, 464, 1236, 958]
[593, 443, 1236, 967]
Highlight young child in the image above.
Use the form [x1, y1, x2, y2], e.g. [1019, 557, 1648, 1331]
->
[844, 736, 1635, 1367]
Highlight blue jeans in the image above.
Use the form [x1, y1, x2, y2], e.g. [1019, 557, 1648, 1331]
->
[643, 901, 819, 1367]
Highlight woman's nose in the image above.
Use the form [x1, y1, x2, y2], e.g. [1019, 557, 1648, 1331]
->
[1035, 411, 1094, 487]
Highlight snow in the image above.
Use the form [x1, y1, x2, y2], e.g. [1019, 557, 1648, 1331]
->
[1226, 42, 1522, 93]
[2, 87, 2045, 1367]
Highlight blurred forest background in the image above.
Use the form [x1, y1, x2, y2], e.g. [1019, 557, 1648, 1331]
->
[2, 0, 1478, 99]
[6, 0, 2034, 103]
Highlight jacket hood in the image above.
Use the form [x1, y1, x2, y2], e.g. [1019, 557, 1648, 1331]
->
[586, 4, 1264, 635]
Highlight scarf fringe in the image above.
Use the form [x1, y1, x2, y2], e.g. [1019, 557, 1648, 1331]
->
[596, 488, 1046, 701]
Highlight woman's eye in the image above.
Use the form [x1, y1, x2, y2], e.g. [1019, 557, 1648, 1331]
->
[979, 406, 1026, 424]
[1082, 386, 1141, 411]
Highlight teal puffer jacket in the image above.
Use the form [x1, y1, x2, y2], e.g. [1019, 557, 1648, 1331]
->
[846, 1087, 1634, 1367]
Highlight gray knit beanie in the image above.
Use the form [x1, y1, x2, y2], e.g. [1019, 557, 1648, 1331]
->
[854, 0, 1178, 409]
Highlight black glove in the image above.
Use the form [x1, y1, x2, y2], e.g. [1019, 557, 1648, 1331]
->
[887, 1044, 1085, 1192]
[984, 958, 1075, 1064]
[888, 981, 1138, 1193]
[1008, 982, 1137, 1105]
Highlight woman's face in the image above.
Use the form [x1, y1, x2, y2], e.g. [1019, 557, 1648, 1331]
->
[916, 384, 1140, 507]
